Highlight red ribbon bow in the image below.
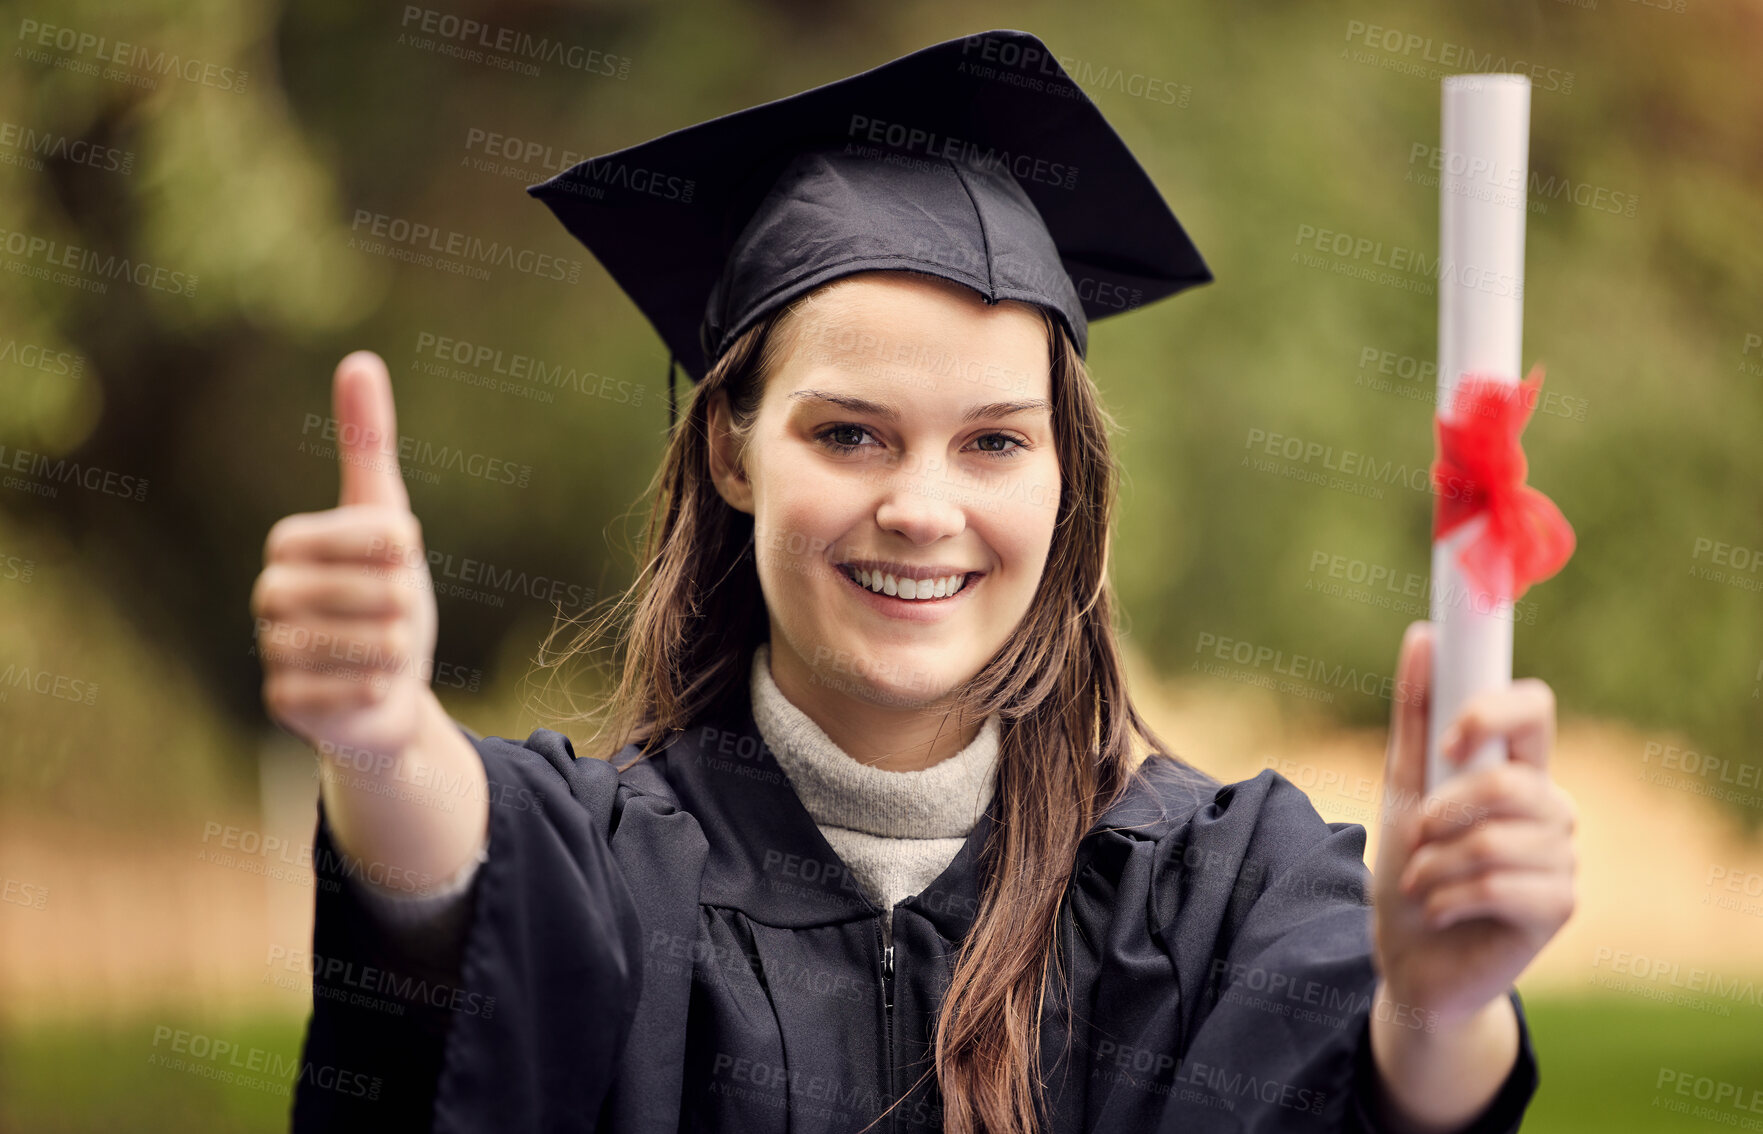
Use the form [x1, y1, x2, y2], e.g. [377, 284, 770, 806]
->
[1431, 364, 1576, 603]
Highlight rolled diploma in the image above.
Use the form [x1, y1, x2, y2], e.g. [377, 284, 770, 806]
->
[1428, 74, 1531, 792]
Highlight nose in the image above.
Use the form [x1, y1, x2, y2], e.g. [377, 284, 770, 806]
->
[872, 453, 968, 546]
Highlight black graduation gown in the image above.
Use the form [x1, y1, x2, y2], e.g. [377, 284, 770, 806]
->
[290, 684, 1540, 1133]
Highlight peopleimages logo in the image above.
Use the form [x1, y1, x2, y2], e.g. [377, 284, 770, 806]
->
[0, 442, 149, 502]
[299, 413, 534, 489]
[845, 114, 1078, 191]
[398, 6, 631, 79]
[956, 33, 1192, 107]
[15, 19, 250, 93]
[1241, 426, 1478, 503]
[0, 228, 197, 297]
[348, 210, 583, 284]
[1340, 21, 1575, 93]
[0, 120, 134, 174]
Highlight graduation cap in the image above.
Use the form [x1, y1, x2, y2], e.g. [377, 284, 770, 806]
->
[526, 28, 1213, 431]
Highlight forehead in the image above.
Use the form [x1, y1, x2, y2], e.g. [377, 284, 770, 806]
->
[772, 271, 1051, 401]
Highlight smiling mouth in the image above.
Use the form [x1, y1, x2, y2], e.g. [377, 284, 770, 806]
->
[835, 563, 980, 602]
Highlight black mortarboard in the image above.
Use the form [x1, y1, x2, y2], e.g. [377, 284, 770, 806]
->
[526, 28, 1212, 431]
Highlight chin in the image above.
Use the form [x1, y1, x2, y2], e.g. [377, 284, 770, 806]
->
[832, 643, 985, 710]
[856, 674, 954, 711]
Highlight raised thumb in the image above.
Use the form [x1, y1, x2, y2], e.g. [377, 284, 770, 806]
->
[332, 350, 410, 511]
[1382, 620, 1435, 820]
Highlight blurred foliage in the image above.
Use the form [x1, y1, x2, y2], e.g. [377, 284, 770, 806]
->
[0, 0, 1757, 825]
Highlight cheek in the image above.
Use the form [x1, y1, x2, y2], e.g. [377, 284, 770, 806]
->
[1001, 466, 1061, 553]
[756, 486, 854, 590]
[977, 492, 1058, 597]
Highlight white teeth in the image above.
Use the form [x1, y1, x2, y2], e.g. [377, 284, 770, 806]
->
[849, 567, 968, 601]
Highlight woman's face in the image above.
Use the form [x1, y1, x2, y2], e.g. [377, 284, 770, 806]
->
[710, 271, 1061, 711]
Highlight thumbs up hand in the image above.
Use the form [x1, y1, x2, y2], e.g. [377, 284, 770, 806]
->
[252, 351, 440, 760]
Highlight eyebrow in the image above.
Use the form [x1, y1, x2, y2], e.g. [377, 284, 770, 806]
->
[787, 389, 1051, 424]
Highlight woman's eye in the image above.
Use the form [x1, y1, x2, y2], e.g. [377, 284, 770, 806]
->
[816, 424, 876, 453]
[972, 433, 1027, 458]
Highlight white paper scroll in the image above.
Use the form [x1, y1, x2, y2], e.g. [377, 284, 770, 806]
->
[1427, 74, 1531, 791]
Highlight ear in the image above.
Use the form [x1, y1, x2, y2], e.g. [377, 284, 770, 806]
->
[705, 388, 756, 515]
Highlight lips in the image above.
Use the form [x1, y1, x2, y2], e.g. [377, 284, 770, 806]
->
[837, 563, 976, 601]
[830, 561, 985, 621]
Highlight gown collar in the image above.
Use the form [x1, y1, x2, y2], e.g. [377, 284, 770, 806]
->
[648, 649, 1216, 939]
[654, 663, 995, 940]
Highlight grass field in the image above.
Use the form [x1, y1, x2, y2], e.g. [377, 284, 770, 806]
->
[1521, 994, 1763, 1132]
[5, 996, 1761, 1131]
[1, 1013, 306, 1133]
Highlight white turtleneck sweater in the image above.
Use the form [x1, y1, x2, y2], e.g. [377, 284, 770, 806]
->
[352, 642, 1002, 950]
[747, 640, 1000, 945]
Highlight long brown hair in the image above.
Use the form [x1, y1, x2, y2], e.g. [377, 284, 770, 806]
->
[532, 276, 1184, 1134]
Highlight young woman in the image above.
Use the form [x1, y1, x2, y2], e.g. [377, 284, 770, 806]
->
[253, 30, 1576, 1134]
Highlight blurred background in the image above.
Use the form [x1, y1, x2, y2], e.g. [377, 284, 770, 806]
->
[1, 0, 1759, 1129]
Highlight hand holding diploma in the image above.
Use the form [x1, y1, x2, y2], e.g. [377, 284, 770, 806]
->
[1355, 73, 1580, 1132]
[1366, 621, 1578, 1131]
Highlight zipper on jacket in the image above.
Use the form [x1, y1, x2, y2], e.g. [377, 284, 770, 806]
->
[875, 919, 896, 1130]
